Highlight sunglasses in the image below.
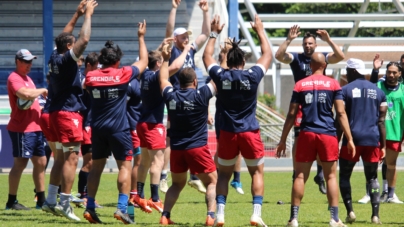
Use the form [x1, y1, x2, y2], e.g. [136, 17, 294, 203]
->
[20, 59, 33, 64]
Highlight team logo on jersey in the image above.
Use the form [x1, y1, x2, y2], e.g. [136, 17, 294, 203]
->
[240, 80, 251, 90]
[305, 93, 313, 104]
[85, 126, 91, 133]
[352, 88, 361, 98]
[108, 88, 119, 98]
[52, 65, 59, 74]
[72, 118, 79, 128]
[143, 81, 149, 90]
[386, 110, 396, 120]
[318, 93, 327, 103]
[89, 76, 120, 82]
[367, 89, 377, 99]
[183, 100, 195, 110]
[169, 99, 176, 110]
[92, 89, 100, 98]
[388, 102, 393, 108]
[157, 128, 164, 136]
[183, 57, 194, 68]
[222, 80, 231, 90]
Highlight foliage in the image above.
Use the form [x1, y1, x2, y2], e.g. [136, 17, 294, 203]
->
[258, 92, 276, 109]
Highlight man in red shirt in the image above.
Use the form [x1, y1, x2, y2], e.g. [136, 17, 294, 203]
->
[6, 49, 48, 210]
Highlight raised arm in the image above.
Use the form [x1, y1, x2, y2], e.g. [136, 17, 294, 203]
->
[160, 44, 172, 92]
[378, 103, 387, 160]
[219, 38, 232, 69]
[72, 0, 98, 59]
[316, 30, 344, 64]
[168, 44, 193, 76]
[63, 0, 86, 34]
[370, 54, 384, 83]
[202, 15, 225, 70]
[276, 102, 299, 158]
[334, 99, 356, 158]
[251, 14, 272, 72]
[133, 20, 148, 74]
[194, 0, 210, 50]
[165, 0, 181, 38]
[275, 25, 299, 64]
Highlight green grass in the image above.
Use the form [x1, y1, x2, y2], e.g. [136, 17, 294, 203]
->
[0, 171, 404, 226]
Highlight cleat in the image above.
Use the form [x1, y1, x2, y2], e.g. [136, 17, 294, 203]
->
[329, 219, 347, 227]
[83, 209, 103, 224]
[188, 179, 206, 194]
[380, 191, 388, 202]
[114, 209, 134, 224]
[133, 195, 152, 213]
[206, 215, 215, 226]
[160, 178, 169, 194]
[358, 195, 370, 204]
[148, 198, 164, 213]
[70, 194, 84, 204]
[286, 219, 299, 227]
[345, 211, 356, 224]
[5, 201, 30, 210]
[250, 214, 268, 227]
[214, 214, 225, 226]
[314, 176, 327, 194]
[371, 216, 382, 224]
[55, 204, 81, 221]
[160, 216, 176, 225]
[387, 197, 404, 204]
[42, 201, 60, 216]
[230, 181, 245, 195]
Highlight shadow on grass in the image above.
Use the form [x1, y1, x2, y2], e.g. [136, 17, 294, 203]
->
[97, 202, 116, 208]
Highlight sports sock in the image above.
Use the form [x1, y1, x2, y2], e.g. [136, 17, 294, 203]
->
[86, 197, 96, 211]
[151, 184, 160, 202]
[388, 187, 395, 199]
[340, 187, 353, 215]
[289, 205, 299, 221]
[316, 164, 324, 180]
[78, 170, 89, 197]
[36, 191, 45, 206]
[160, 170, 168, 180]
[190, 174, 199, 181]
[383, 180, 388, 192]
[232, 171, 240, 183]
[162, 211, 171, 218]
[47, 184, 59, 204]
[137, 182, 145, 199]
[117, 193, 128, 213]
[252, 195, 263, 216]
[365, 183, 370, 196]
[59, 193, 71, 208]
[6, 194, 16, 208]
[330, 206, 339, 222]
[207, 211, 215, 219]
[382, 163, 387, 180]
[216, 195, 226, 215]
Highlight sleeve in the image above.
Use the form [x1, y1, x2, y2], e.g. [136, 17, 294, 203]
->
[192, 42, 198, 53]
[8, 75, 25, 95]
[205, 76, 212, 84]
[207, 64, 222, 81]
[341, 87, 347, 101]
[289, 52, 297, 64]
[249, 65, 265, 82]
[162, 86, 174, 102]
[199, 84, 215, 106]
[370, 69, 379, 83]
[127, 81, 135, 96]
[129, 66, 140, 82]
[69, 49, 79, 62]
[380, 91, 387, 106]
[323, 52, 329, 64]
[290, 91, 300, 103]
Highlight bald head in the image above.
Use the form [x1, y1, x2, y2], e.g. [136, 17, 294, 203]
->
[310, 52, 327, 75]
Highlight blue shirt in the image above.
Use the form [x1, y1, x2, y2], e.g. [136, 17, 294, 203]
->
[48, 49, 85, 112]
[291, 74, 343, 136]
[342, 78, 387, 146]
[85, 66, 139, 133]
[139, 69, 165, 124]
[290, 52, 328, 83]
[208, 64, 265, 133]
[162, 84, 214, 150]
[127, 78, 142, 130]
[169, 44, 197, 90]
[80, 72, 92, 127]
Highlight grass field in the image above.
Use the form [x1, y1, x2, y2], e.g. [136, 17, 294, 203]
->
[0, 171, 404, 227]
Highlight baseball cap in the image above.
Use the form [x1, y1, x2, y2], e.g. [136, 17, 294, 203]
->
[16, 49, 37, 61]
[173, 28, 192, 37]
[346, 58, 367, 75]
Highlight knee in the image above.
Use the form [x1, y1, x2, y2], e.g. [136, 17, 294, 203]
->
[386, 163, 396, 169]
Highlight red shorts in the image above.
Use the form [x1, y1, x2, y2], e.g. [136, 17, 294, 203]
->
[386, 140, 402, 152]
[136, 122, 166, 150]
[218, 129, 264, 160]
[131, 129, 140, 148]
[82, 126, 92, 145]
[50, 111, 83, 143]
[340, 146, 380, 162]
[39, 112, 57, 142]
[296, 131, 339, 162]
[294, 107, 303, 127]
[170, 144, 216, 174]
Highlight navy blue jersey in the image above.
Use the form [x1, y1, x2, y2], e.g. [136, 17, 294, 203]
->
[342, 78, 387, 146]
[208, 64, 265, 133]
[127, 78, 142, 130]
[291, 75, 343, 136]
[290, 52, 328, 83]
[162, 84, 215, 150]
[48, 49, 85, 112]
[42, 83, 52, 114]
[168, 44, 197, 89]
[139, 69, 165, 124]
[85, 66, 139, 133]
[80, 73, 92, 127]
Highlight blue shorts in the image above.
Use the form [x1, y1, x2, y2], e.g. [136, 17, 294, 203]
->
[91, 129, 133, 161]
[8, 131, 45, 158]
[133, 147, 141, 156]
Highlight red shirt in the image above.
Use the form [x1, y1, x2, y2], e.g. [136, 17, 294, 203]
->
[7, 71, 41, 132]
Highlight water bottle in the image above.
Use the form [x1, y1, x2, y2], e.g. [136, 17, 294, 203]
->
[127, 202, 135, 222]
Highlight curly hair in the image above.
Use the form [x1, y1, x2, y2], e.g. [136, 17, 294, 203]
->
[226, 38, 245, 68]
[98, 40, 123, 66]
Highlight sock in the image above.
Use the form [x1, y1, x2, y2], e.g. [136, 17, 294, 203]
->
[6, 194, 17, 207]
[232, 171, 240, 183]
[130, 190, 137, 195]
[137, 182, 145, 199]
[330, 206, 339, 222]
[290, 205, 299, 221]
[86, 197, 96, 211]
[382, 163, 387, 180]
[46, 184, 59, 204]
[383, 180, 388, 192]
[366, 183, 370, 196]
[190, 174, 199, 181]
[253, 195, 263, 205]
[36, 191, 45, 206]
[388, 187, 395, 199]
[216, 195, 227, 215]
[151, 184, 160, 202]
[160, 170, 168, 180]
[340, 187, 353, 215]
[253, 204, 262, 216]
[59, 193, 71, 208]
[78, 170, 89, 197]
[369, 179, 380, 217]
[162, 211, 171, 219]
[207, 211, 215, 219]
[117, 193, 129, 213]
[316, 164, 324, 180]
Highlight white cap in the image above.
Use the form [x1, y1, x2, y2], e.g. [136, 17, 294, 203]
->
[346, 58, 367, 75]
[173, 28, 192, 37]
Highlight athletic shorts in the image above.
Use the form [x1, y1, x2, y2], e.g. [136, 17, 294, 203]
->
[340, 145, 380, 163]
[50, 111, 83, 143]
[295, 130, 339, 162]
[136, 122, 166, 150]
[81, 144, 92, 156]
[131, 129, 140, 149]
[133, 147, 141, 156]
[8, 131, 45, 158]
[39, 112, 57, 142]
[171, 144, 216, 175]
[82, 126, 92, 145]
[91, 129, 133, 161]
[386, 140, 402, 152]
[218, 129, 264, 160]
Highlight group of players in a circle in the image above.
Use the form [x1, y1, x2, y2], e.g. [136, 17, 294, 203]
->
[5, 0, 404, 226]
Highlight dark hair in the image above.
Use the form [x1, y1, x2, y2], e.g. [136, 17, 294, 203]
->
[387, 61, 403, 72]
[148, 50, 162, 69]
[226, 38, 245, 68]
[400, 54, 404, 61]
[303, 32, 316, 42]
[55, 32, 75, 54]
[178, 68, 196, 87]
[46, 72, 50, 81]
[98, 40, 123, 66]
[85, 52, 99, 67]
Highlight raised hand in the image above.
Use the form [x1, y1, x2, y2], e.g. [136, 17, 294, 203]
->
[316, 29, 331, 42]
[76, 0, 87, 17]
[250, 14, 264, 34]
[172, 0, 181, 8]
[138, 20, 146, 37]
[85, 0, 98, 16]
[162, 43, 172, 61]
[210, 15, 225, 34]
[287, 25, 301, 41]
[373, 53, 384, 70]
[199, 0, 209, 12]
